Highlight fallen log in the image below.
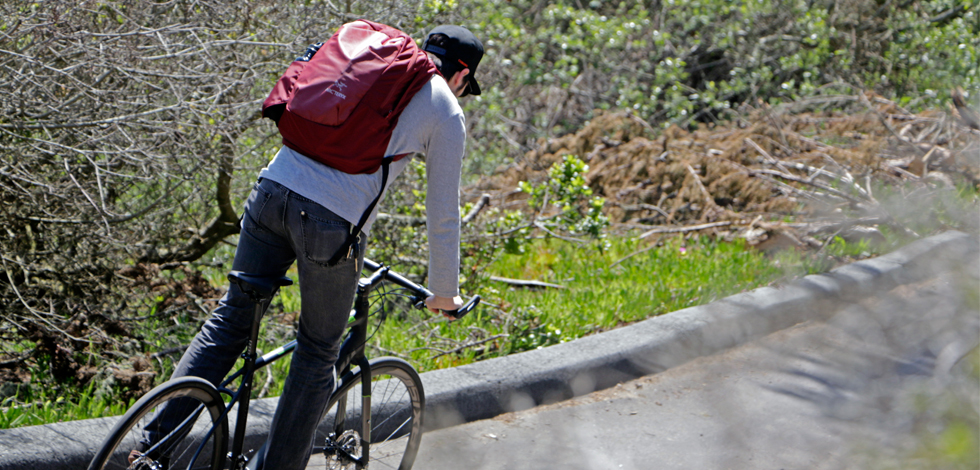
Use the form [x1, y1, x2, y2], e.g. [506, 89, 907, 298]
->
[489, 276, 567, 289]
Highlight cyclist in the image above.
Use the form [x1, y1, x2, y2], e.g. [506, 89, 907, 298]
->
[133, 24, 484, 470]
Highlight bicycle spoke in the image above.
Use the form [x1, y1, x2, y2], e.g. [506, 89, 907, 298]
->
[88, 378, 227, 470]
[320, 360, 422, 470]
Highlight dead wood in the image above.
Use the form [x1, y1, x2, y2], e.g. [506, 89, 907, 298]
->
[748, 168, 866, 205]
[430, 334, 510, 359]
[489, 276, 567, 289]
[951, 88, 980, 131]
[463, 193, 492, 226]
[638, 221, 735, 238]
[470, 95, 977, 252]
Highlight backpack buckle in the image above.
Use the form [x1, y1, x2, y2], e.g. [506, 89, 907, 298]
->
[346, 228, 358, 260]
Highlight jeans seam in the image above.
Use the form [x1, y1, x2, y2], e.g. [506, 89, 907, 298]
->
[279, 186, 290, 237]
[244, 187, 273, 234]
[288, 191, 317, 204]
[304, 212, 348, 227]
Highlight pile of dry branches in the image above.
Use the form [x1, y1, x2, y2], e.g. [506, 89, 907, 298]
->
[471, 91, 980, 250]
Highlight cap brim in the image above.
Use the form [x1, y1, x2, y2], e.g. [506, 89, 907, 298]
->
[462, 76, 481, 97]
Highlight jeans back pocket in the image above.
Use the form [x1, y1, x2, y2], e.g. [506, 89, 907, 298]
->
[300, 210, 354, 267]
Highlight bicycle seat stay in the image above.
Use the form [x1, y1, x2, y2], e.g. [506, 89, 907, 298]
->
[228, 271, 293, 301]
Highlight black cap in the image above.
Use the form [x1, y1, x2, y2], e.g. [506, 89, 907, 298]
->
[422, 25, 484, 97]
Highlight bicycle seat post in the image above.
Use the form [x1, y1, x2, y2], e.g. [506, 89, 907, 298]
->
[225, 271, 292, 468]
[227, 271, 293, 358]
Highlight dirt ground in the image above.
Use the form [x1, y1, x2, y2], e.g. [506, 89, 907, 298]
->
[469, 92, 980, 249]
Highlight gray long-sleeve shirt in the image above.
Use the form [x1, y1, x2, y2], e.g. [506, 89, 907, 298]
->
[259, 75, 466, 297]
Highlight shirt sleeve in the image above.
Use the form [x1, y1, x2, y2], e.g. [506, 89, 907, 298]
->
[424, 112, 466, 297]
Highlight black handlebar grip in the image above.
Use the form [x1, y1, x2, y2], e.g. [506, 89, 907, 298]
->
[444, 295, 481, 320]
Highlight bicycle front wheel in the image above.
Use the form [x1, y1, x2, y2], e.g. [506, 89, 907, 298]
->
[88, 376, 229, 470]
[317, 357, 425, 470]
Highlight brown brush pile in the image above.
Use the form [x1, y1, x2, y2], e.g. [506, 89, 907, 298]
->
[468, 92, 980, 250]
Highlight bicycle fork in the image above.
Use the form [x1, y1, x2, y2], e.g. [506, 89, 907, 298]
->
[357, 357, 372, 465]
[325, 283, 376, 468]
[326, 357, 372, 468]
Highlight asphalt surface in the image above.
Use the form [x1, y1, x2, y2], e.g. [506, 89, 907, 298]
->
[410, 274, 979, 470]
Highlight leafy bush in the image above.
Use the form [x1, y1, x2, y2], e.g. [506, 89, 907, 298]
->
[518, 154, 610, 238]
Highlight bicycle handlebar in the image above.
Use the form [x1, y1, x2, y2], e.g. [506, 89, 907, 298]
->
[362, 258, 481, 320]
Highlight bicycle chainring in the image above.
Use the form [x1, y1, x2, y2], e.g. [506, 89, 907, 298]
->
[128, 454, 166, 470]
[324, 430, 362, 470]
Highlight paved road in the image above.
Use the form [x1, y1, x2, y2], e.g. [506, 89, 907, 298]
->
[412, 273, 979, 470]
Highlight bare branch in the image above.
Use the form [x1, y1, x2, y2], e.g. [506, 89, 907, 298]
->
[462, 193, 491, 226]
[637, 221, 734, 238]
[489, 276, 566, 289]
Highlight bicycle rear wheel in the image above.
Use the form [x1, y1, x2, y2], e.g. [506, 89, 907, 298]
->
[317, 357, 425, 470]
[88, 376, 229, 470]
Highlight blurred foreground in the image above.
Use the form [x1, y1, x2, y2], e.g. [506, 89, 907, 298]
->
[398, 254, 979, 470]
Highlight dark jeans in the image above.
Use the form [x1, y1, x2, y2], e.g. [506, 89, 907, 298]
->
[148, 178, 365, 470]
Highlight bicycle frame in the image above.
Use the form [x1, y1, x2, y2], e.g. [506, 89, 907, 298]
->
[178, 262, 395, 469]
[138, 259, 475, 470]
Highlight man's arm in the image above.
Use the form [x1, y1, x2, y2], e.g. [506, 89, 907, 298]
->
[424, 110, 466, 301]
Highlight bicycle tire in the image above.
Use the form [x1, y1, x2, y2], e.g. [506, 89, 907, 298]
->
[317, 357, 425, 470]
[88, 376, 229, 470]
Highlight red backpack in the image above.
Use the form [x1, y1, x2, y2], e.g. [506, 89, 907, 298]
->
[262, 20, 437, 174]
[262, 20, 438, 265]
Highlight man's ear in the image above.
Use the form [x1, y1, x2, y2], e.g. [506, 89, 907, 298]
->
[451, 68, 470, 85]
[449, 68, 470, 97]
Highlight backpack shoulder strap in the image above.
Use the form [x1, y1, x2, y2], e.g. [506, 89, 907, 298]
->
[326, 156, 395, 266]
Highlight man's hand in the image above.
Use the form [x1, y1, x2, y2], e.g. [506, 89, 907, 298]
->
[425, 295, 464, 319]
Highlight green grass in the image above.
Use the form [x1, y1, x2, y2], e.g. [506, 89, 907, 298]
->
[0, 381, 133, 429]
[0, 234, 841, 428]
[367, 236, 803, 372]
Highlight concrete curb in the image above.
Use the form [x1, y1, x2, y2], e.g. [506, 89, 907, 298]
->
[418, 230, 976, 428]
[1, 231, 975, 469]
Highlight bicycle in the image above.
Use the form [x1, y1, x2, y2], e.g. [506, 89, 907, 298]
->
[88, 259, 480, 470]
